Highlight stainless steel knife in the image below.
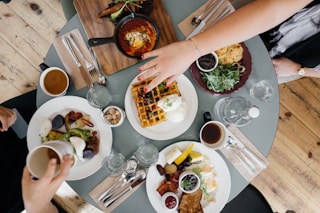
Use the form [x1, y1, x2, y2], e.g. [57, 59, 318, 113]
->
[186, 0, 226, 39]
[103, 177, 146, 208]
[62, 36, 93, 88]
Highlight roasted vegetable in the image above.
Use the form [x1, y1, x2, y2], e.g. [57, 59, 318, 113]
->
[99, 0, 153, 21]
[61, 128, 91, 141]
[42, 130, 64, 142]
[52, 114, 64, 130]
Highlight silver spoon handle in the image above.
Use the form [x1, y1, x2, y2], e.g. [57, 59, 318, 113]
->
[231, 146, 255, 175]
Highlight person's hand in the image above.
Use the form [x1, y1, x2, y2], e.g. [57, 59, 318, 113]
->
[0, 106, 16, 131]
[272, 57, 301, 78]
[138, 40, 200, 92]
[22, 154, 73, 213]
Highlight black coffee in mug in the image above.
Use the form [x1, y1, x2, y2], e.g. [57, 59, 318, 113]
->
[200, 121, 226, 150]
[201, 122, 223, 144]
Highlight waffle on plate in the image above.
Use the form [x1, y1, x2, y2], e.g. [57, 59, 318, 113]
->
[131, 77, 181, 128]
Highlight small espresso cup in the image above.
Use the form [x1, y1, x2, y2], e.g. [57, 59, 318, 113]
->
[26, 140, 75, 178]
[39, 67, 69, 97]
[200, 121, 228, 150]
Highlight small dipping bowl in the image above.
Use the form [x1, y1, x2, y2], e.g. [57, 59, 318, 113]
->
[161, 192, 179, 211]
[196, 52, 218, 72]
[179, 170, 200, 194]
[102, 105, 125, 127]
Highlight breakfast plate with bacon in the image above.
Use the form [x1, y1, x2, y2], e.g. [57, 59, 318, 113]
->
[146, 141, 231, 212]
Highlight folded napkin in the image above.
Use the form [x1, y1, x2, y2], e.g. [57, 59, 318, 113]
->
[53, 28, 98, 90]
[178, 0, 235, 37]
[222, 125, 269, 182]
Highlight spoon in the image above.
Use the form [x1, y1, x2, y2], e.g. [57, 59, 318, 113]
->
[89, 47, 107, 86]
[104, 169, 147, 207]
[191, 0, 217, 26]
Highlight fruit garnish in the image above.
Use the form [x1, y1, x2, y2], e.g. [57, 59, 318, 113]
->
[189, 151, 203, 163]
[174, 143, 194, 165]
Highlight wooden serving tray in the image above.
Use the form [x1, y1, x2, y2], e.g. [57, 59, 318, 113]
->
[74, 0, 178, 75]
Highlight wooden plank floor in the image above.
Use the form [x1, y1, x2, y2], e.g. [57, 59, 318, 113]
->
[1, 1, 319, 212]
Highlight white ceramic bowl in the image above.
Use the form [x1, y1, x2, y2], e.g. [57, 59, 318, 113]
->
[161, 192, 179, 211]
[102, 105, 125, 127]
[179, 170, 200, 194]
[196, 52, 218, 72]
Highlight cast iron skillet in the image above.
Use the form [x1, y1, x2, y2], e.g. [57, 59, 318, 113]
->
[88, 13, 159, 58]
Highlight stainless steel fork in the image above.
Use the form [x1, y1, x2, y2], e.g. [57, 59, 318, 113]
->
[67, 34, 97, 78]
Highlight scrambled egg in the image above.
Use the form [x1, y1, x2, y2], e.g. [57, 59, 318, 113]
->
[188, 156, 218, 202]
[215, 43, 243, 64]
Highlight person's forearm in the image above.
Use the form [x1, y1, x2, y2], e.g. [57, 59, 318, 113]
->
[193, 0, 313, 55]
[24, 202, 58, 213]
[303, 67, 320, 78]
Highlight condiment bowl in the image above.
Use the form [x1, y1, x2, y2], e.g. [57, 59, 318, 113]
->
[196, 52, 219, 72]
[161, 192, 179, 211]
[179, 170, 200, 194]
[102, 105, 125, 127]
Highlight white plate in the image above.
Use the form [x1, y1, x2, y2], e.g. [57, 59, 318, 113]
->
[124, 74, 198, 140]
[27, 96, 112, 180]
[146, 141, 231, 213]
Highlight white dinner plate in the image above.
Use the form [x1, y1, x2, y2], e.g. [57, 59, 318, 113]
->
[146, 141, 231, 212]
[124, 74, 198, 140]
[27, 96, 113, 180]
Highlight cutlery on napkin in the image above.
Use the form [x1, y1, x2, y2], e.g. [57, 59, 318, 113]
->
[222, 125, 269, 181]
[178, 0, 235, 38]
[53, 28, 98, 90]
[186, 0, 226, 39]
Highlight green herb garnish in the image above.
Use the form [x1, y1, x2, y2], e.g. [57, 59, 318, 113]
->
[200, 63, 245, 92]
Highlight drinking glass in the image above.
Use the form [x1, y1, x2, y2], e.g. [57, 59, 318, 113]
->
[86, 83, 112, 108]
[102, 152, 126, 176]
[134, 143, 159, 168]
[249, 79, 276, 103]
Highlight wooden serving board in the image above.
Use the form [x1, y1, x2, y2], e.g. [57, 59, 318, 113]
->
[74, 0, 178, 75]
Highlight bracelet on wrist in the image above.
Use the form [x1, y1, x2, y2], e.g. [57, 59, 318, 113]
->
[188, 38, 201, 57]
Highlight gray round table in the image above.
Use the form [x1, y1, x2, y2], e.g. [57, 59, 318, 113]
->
[37, 0, 279, 212]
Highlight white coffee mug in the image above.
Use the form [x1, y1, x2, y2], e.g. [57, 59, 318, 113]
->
[200, 121, 228, 150]
[39, 67, 69, 97]
[26, 140, 75, 178]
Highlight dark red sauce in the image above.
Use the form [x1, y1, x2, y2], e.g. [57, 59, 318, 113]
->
[165, 196, 177, 209]
[198, 53, 217, 70]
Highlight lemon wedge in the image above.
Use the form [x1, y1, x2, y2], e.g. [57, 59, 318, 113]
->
[189, 151, 203, 163]
[174, 143, 194, 165]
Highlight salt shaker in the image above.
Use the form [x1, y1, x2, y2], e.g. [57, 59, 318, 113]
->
[213, 96, 260, 126]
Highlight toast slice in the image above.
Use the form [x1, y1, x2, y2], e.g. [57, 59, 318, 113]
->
[178, 188, 203, 213]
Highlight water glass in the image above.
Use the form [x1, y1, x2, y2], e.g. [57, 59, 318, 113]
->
[249, 79, 276, 103]
[134, 143, 159, 168]
[86, 84, 112, 108]
[102, 152, 126, 176]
